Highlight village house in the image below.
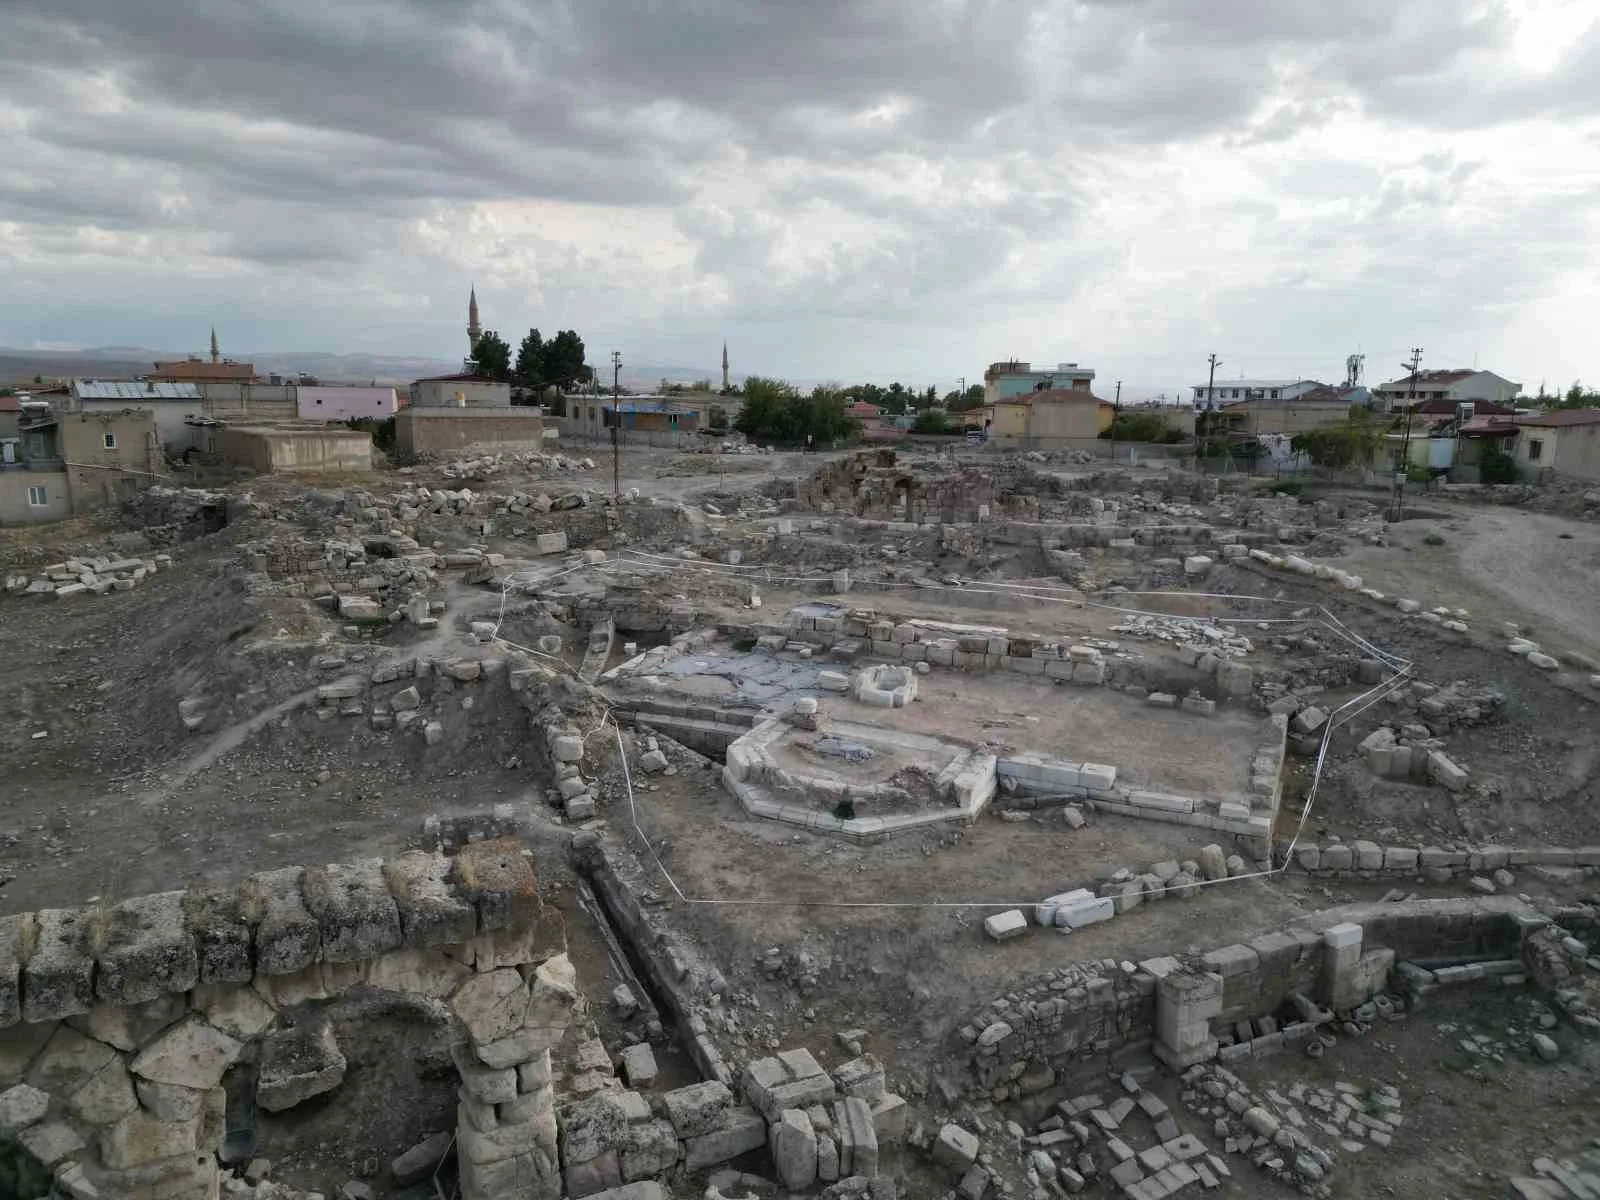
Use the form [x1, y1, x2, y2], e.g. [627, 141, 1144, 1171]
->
[1372, 368, 1521, 413]
[1510, 408, 1600, 481]
[0, 408, 163, 525]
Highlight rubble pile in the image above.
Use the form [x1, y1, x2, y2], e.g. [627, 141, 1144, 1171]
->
[1176, 1062, 1400, 1189]
[4, 552, 172, 598]
[436, 450, 596, 479]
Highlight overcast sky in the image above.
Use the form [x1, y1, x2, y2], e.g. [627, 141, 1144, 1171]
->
[2, 1, 1598, 397]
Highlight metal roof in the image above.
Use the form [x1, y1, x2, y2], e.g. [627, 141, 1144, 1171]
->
[73, 379, 201, 401]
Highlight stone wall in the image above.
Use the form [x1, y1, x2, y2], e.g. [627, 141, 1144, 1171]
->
[960, 897, 1536, 1097]
[0, 840, 574, 1200]
[395, 410, 547, 459]
[797, 450, 993, 523]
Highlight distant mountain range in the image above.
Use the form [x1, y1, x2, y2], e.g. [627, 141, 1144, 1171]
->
[0, 345, 745, 391]
[0, 345, 468, 386]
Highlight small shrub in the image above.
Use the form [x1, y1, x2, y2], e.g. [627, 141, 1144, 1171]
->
[1422, 533, 1446, 547]
[1261, 479, 1305, 497]
[832, 799, 857, 821]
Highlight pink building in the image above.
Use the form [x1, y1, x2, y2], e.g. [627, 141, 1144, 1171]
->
[297, 386, 398, 421]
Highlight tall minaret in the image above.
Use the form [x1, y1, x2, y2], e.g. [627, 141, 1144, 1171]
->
[467, 286, 482, 355]
[210, 327, 219, 363]
[721, 341, 729, 391]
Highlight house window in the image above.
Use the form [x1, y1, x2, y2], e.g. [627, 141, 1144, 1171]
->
[102, 432, 117, 449]
[1231, 389, 1241, 399]
[1527, 438, 1544, 462]
[27, 485, 47, 507]
[1270, 389, 1280, 399]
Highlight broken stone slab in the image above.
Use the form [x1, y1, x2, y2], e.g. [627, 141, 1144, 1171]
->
[257, 1022, 347, 1112]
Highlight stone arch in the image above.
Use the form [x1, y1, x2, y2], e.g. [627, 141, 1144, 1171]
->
[0, 840, 577, 1200]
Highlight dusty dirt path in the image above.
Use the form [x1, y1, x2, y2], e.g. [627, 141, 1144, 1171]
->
[1337, 503, 1600, 659]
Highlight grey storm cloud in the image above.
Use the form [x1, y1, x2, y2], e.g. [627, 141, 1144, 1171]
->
[0, 0, 1596, 385]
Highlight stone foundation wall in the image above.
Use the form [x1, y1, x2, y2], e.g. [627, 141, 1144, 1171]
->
[959, 897, 1535, 1097]
[0, 841, 572, 1200]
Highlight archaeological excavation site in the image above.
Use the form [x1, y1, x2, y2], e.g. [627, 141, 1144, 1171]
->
[4, 444, 1600, 1200]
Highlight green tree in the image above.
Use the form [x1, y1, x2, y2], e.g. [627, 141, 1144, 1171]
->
[541, 330, 587, 391]
[1558, 380, 1600, 409]
[1101, 411, 1186, 444]
[473, 330, 512, 381]
[514, 328, 544, 386]
[735, 377, 860, 445]
[883, 382, 908, 415]
[919, 385, 939, 410]
[912, 410, 958, 435]
[946, 384, 985, 412]
[1290, 409, 1385, 468]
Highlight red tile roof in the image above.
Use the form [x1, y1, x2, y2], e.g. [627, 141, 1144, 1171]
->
[0, 394, 19, 412]
[1384, 369, 1476, 389]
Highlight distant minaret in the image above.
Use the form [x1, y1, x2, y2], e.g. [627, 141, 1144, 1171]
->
[721, 341, 729, 391]
[210, 327, 219, 363]
[467, 286, 482, 355]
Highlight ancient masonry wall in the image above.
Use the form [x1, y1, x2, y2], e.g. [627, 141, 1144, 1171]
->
[960, 897, 1534, 1100]
[0, 841, 573, 1200]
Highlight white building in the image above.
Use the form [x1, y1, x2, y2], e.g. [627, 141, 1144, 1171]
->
[1192, 379, 1321, 409]
[1371, 369, 1521, 414]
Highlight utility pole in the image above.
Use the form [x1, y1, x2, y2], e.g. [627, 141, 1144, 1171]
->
[1201, 354, 1221, 467]
[1390, 347, 1423, 521]
[610, 350, 622, 501]
[1110, 380, 1121, 462]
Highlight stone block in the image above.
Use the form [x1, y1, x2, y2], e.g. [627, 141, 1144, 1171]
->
[450, 839, 541, 932]
[1035, 889, 1094, 927]
[619, 1043, 657, 1087]
[0, 1084, 48, 1136]
[93, 891, 197, 1007]
[17, 1121, 84, 1167]
[1056, 896, 1116, 929]
[832, 1054, 886, 1103]
[1384, 846, 1419, 873]
[300, 858, 404, 963]
[130, 1017, 243, 1090]
[182, 889, 253, 985]
[383, 851, 478, 948]
[246, 867, 321, 976]
[1079, 763, 1117, 792]
[771, 1108, 818, 1190]
[1201, 944, 1260, 978]
[27, 1025, 117, 1097]
[1352, 841, 1383, 871]
[833, 1095, 879, 1178]
[257, 1022, 347, 1112]
[23, 908, 95, 1022]
[66, 1054, 138, 1124]
[663, 1080, 734, 1138]
[100, 1110, 199, 1169]
[871, 1093, 908, 1143]
[451, 1042, 517, 1104]
[983, 909, 1028, 941]
[1319, 844, 1353, 871]
[935, 1122, 980, 1170]
[452, 968, 530, 1047]
[683, 1104, 766, 1169]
